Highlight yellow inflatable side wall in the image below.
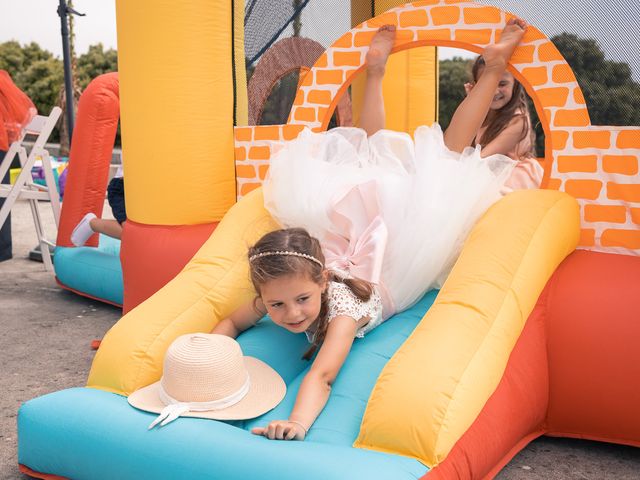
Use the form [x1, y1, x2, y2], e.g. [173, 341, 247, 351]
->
[87, 189, 278, 394]
[354, 189, 580, 466]
[115, 0, 239, 225]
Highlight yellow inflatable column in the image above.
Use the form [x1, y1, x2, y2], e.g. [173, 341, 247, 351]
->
[116, 0, 244, 224]
[350, 0, 438, 134]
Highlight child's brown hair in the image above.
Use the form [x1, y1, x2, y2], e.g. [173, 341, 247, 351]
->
[248, 228, 374, 359]
[471, 56, 535, 159]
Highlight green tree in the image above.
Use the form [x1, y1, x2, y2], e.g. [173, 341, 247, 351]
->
[14, 58, 64, 116]
[1, 40, 118, 118]
[22, 42, 55, 68]
[0, 41, 64, 142]
[551, 33, 640, 126]
[76, 44, 120, 147]
[438, 56, 470, 131]
[0, 41, 60, 114]
[0, 41, 25, 73]
[0, 41, 54, 76]
[0, 41, 122, 146]
[76, 43, 118, 90]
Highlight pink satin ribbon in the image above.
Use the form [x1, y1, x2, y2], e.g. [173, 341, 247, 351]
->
[323, 181, 396, 318]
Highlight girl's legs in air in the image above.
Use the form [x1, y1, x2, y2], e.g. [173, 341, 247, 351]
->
[359, 25, 396, 137]
[359, 18, 527, 150]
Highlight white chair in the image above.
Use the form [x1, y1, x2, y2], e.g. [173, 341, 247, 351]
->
[0, 107, 62, 270]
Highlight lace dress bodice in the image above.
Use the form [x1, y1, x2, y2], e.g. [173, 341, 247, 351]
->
[305, 281, 383, 343]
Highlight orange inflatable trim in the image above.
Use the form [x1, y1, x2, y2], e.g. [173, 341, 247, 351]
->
[0, 70, 35, 151]
[56, 73, 120, 248]
[18, 464, 67, 480]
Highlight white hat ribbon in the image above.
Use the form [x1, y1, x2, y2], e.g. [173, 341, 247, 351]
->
[148, 376, 251, 429]
[148, 403, 191, 429]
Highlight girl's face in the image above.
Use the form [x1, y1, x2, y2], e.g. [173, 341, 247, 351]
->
[259, 273, 326, 334]
[489, 71, 515, 110]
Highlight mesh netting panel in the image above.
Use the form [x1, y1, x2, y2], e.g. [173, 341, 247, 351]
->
[245, 1, 639, 128]
[244, 0, 352, 68]
[244, 0, 356, 125]
[477, 0, 640, 127]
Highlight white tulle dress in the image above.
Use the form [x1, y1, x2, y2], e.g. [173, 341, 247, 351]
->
[263, 125, 515, 318]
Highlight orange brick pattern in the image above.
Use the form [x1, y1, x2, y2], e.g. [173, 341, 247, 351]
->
[550, 126, 640, 255]
[234, 125, 305, 198]
[235, 1, 640, 256]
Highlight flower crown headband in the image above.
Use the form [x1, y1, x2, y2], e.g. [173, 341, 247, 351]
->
[249, 250, 324, 267]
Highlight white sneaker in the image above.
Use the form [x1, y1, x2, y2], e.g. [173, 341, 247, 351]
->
[71, 213, 97, 246]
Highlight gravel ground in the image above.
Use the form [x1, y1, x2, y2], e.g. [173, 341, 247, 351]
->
[1, 199, 639, 479]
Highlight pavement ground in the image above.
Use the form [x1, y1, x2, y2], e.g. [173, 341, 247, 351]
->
[1, 198, 639, 479]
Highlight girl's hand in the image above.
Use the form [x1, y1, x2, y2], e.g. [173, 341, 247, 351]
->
[464, 82, 474, 95]
[251, 420, 307, 441]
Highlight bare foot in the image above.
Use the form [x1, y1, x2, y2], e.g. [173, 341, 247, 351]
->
[365, 25, 396, 77]
[482, 17, 527, 72]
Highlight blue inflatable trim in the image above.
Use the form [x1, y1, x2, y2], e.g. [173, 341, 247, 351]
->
[54, 234, 123, 305]
[18, 291, 439, 479]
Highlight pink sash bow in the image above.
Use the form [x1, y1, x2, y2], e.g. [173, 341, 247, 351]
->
[322, 181, 396, 317]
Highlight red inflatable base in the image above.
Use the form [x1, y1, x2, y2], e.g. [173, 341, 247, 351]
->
[427, 249, 640, 479]
[19, 464, 67, 480]
[120, 220, 218, 313]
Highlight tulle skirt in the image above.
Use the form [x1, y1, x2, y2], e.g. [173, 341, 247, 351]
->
[263, 125, 515, 314]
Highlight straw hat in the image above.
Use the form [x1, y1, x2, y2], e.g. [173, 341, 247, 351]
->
[128, 333, 286, 428]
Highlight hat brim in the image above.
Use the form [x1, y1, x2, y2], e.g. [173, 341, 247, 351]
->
[127, 357, 286, 421]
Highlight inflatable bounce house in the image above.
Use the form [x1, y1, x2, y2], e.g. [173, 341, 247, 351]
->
[19, 1, 639, 479]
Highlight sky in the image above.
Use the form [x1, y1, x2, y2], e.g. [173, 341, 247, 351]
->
[1, 0, 117, 57]
[1, 0, 637, 81]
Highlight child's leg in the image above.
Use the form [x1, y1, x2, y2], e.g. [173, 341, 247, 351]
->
[89, 218, 123, 240]
[443, 18, 527, 153]
[71, 213, 96, 246]
[359, 25, 396, 137]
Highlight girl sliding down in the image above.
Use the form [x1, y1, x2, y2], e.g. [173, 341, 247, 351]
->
[213, 228, 382, 440]
[214, 19, 529, 441]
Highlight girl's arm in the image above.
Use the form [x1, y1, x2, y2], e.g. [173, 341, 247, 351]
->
[211, 299, 265, 338]
[479, 115, 528, 158]
[251, 315, 357, 440]
[444, 68, 503, 153]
